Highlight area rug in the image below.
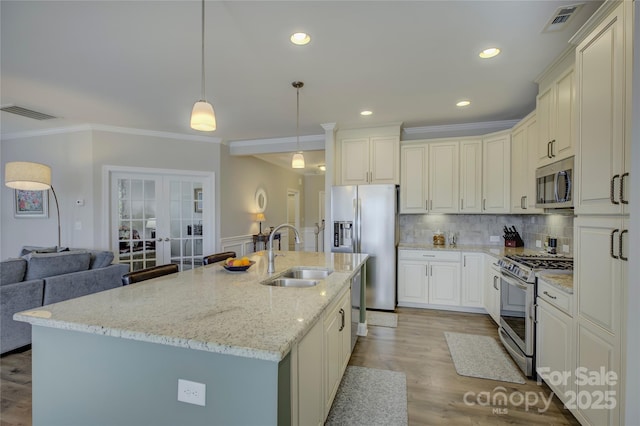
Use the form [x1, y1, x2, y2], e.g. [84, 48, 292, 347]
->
[444, 332, 526, 384]
[325, 366, 407, 426]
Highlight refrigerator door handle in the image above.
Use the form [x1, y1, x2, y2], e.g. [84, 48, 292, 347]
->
[352, 198, 358, 253]
[356, 198, 362, 252]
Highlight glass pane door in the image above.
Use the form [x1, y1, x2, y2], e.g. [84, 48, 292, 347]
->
[114, 175, 161, 272]
[168, 178, 204, 271]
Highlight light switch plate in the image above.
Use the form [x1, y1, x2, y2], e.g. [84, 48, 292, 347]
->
[536, 240, 542, 248]
[562, 244, 570, 253]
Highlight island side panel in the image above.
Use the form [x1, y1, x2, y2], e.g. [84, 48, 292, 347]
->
[31, 326, 284, 426]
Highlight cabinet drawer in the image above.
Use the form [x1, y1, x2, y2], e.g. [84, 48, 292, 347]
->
[537, 280, 572, 315]
[398, 249, 460, 262]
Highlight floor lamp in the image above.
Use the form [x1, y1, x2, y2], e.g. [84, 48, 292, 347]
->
[5, 161, 61, 247]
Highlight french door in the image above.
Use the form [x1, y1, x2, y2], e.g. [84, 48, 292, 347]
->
[110, 170, 213, 272]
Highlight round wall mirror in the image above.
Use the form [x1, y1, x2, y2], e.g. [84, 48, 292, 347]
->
[255, 188, 267, 213]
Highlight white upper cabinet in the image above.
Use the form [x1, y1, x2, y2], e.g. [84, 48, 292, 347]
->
[482, 131, 511, 213]
[511, 112, 542, 213]
[338, 126, 400, 186]
[459, 139, 483, 213]
[400, 144, 429, 213]
[429, 141, 459, 213]
[574, 2, 631, 215]
[536, 67, 575, 167]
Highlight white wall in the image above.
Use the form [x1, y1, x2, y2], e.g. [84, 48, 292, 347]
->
[1, 127, 221, 258]
[1, 129, 94, 257]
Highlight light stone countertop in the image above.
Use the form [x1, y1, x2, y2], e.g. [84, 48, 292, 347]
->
[15, 251, 368, 362]
[397, 242, 547, 259]
[536, 270, 574, 294]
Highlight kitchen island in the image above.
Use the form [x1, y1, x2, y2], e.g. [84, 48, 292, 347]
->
[15, 251, 368, 426]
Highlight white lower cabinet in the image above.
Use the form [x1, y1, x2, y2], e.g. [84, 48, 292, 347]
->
[397, 249, 462, 309]
[536, 279, 574, 404]
[292, 287, 352, 426]
[461, 253, 484, 307]
[324, 288, 351, 415]
[483, 255, 501, 324]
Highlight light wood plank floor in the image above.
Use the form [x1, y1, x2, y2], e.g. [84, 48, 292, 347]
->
[350, 307, 579, 425]
[1, 308, 579, 425]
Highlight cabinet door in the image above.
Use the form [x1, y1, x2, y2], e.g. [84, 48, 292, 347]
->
[370, 136, 399, 184]
[461, 253, 483, 307]
[536, 85, 555, 165]
[400, 144, 428, 213]
[524, 117, 542, 211]
[482, 133, 511, 213]
[575, 3, 627, 215]
[428, 261, 460, 306]
[536, 299, 573, 401]
[397, 260, 429, 305]
[554, 68, 574, 160]
[484, 259, 501, 324]
[324, 299, 344, 412]
[297, 318, 324, 426]
[340, 294, 352, 372]
[575, 216, 623, 336]
[341, 138, 370, 185]
[510, 124, 527, 212]
[429, 141, 459, 213]
[459, 139, 483, 213]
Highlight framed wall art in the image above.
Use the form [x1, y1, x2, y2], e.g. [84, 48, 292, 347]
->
[14, 189, 48, 218]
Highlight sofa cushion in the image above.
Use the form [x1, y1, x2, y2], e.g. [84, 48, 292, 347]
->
[20, 245, 57, 256]
[1, 258, 27, 285]
[24, 251, 91, 280]
[88, 251, 115, 269]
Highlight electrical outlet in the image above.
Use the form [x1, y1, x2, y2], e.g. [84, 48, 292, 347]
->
[178, 379, 206, 406]
[562, 244, 570, 253]
[536, 240, 542, 248]
[489, 235, 500, 243]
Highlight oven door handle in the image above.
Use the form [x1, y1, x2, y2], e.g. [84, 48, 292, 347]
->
[500, 271, 529, 290]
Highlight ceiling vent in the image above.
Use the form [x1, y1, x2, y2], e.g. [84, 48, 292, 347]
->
[0, 105, 57, 120]
[542, 3, 583, 33]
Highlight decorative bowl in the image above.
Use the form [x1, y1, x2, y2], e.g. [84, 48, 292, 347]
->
[222, 260, 255, 272]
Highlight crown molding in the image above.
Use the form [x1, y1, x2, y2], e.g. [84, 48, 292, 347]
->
[229, 134, 325, 156]
[569, 0, 622, 46]
[402, 119, 520, 138]
[1, 123, 222, 143]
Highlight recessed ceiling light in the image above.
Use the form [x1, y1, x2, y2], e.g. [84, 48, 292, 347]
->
[290, 32, 311, 45]
[360, 110, 373, 116]
[318, 164, 326, 171]
[479, 47, 501, 59]
[456, 100, 471, 107]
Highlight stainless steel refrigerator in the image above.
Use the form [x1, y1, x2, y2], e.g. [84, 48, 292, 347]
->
[331, 184, 398, 311]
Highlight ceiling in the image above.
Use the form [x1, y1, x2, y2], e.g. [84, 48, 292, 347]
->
[1, 1, 602, 172]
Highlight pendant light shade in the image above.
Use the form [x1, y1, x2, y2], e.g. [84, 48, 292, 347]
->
[190, 0, 216, 132]
[291, 81, 305, 169]
[291, 152, 305, 169]
[191, 101, 216, 131]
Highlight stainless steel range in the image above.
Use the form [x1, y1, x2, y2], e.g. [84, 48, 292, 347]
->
[497, 253, 573, 378]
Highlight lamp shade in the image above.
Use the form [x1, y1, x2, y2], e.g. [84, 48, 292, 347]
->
[256, 213, 266, 222]
[5, 161, 52, 190]
[146, 218, 157, 229]
[291, 152, 305, 169]
[190, 101, 216, 131]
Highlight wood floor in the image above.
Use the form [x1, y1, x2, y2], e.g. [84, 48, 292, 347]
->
[350, 307, 580, 425]
[0, 308, 579, 425]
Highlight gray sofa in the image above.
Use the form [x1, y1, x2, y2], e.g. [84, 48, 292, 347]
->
[1, 248, 129, 354]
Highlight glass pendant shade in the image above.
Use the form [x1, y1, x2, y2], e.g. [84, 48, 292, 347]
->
[291, 152, 305, 169]
[190, 101, 216, 131]
[5, 161, 52, 190]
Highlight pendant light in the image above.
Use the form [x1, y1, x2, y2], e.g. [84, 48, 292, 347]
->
[291, 81, 305, 169]
[190, 0, 216, 132]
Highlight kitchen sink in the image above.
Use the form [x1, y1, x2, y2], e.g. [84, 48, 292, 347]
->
[262, 278, 319, 288]
[280, 268, 332, 280]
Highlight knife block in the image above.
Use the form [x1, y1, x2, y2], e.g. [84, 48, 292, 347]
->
[504, 234, 524, 247]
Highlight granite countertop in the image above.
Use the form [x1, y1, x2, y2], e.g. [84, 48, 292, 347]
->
[536, 270, 574, 294]
[15, 251, 368, 362]
[397, 242, 546, 259]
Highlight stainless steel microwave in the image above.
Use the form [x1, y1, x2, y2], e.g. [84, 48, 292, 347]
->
[535, 156, 574, 209]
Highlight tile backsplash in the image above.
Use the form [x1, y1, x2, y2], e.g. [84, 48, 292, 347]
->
[399, 213, 574, 254]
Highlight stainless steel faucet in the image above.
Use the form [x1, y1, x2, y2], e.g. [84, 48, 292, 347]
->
[268, 224, 301, 273]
